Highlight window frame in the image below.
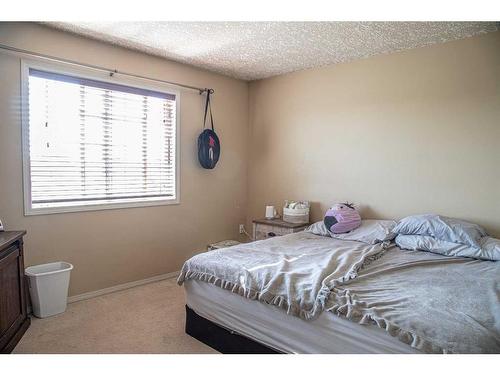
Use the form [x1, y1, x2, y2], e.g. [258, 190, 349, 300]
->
[21, 58, 181, 216]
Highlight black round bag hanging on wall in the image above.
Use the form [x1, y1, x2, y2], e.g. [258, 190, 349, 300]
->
[197, 90, 220, 169]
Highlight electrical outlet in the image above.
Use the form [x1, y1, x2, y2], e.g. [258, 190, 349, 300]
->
[0, 219, 4, 232]
[239, 224, 245, 234]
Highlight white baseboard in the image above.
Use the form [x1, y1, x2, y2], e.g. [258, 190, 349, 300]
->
[67, 270, 180, 304]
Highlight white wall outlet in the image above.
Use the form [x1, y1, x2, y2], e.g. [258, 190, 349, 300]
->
[239, 224, 245, 234]
[0, 219, 4, 232]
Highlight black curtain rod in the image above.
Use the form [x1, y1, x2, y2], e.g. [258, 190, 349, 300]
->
[0, 43, 214, 95]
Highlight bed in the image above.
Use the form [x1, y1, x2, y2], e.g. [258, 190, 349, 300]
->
[184, 279, 419, 353]
[178, 222, 500, 354]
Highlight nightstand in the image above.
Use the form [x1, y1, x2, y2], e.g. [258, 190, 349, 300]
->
[252, 218, 309, 241]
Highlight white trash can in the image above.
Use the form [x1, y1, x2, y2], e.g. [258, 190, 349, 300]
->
[25, 262, 73, 318]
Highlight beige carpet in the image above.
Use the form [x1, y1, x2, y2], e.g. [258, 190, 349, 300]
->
[13, 277, 217, 354]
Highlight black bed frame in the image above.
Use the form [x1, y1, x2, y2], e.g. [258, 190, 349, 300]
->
[185, 305, 281, 354]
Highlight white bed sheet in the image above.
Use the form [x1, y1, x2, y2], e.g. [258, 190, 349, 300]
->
[184, 280, 420, 354]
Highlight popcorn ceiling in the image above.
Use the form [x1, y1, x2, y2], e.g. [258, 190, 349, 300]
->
[46, 22, 499, 81]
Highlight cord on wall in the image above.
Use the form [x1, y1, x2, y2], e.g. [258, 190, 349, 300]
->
[241, 226, 253, 241]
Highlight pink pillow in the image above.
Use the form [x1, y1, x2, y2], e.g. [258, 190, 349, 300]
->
[324, 203, 361, 234]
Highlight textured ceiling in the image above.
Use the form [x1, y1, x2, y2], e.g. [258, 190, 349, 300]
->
[46, 22, 499, 81]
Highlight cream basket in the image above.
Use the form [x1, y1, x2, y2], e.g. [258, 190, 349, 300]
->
[283, 207, 310, 224]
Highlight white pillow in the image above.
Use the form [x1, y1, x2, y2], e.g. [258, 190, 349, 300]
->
[306, 219, 397, 244]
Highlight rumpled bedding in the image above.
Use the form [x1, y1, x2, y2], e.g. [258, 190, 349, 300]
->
[178, 231, 500, 353]
[177, 232, 386, 320]
[326, 246, 500, 353]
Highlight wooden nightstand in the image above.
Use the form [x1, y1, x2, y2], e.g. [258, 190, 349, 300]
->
[252, 218, 309, 241]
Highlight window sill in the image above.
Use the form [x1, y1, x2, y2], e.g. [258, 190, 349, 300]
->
[24, 197, 180, 216]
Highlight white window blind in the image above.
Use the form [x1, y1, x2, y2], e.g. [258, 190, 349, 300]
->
[26, 68, 177, 213]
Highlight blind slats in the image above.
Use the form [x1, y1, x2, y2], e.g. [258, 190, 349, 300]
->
[28, 68, 177, 209]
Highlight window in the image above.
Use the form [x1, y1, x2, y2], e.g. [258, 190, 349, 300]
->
[22, 61, 179, 215]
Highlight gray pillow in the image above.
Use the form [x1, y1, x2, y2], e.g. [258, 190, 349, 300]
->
[480, 237, 500, 261]
[306, 219, 397, 244]
[305, 221, 331, 237]
[393, 214, 487, 248]
[395, 234, 500, 261]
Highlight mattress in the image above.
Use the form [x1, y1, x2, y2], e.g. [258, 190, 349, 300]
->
[184, 279, 420, 354]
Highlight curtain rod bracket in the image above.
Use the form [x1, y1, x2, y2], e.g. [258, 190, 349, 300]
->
[199, 88, 215, 95]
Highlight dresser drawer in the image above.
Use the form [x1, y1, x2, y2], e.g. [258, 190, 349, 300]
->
[252, 221, 309, 241]
[253, 224, 294, 240]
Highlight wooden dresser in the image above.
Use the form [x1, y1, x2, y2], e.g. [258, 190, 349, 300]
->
[0, 231, 30, 353]
[252, 218, 309, 241]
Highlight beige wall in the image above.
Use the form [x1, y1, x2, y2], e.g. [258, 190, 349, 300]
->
[1, 24, 499, 297]
[0, 23, 249, 296]
[248, 31, 500, 237]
